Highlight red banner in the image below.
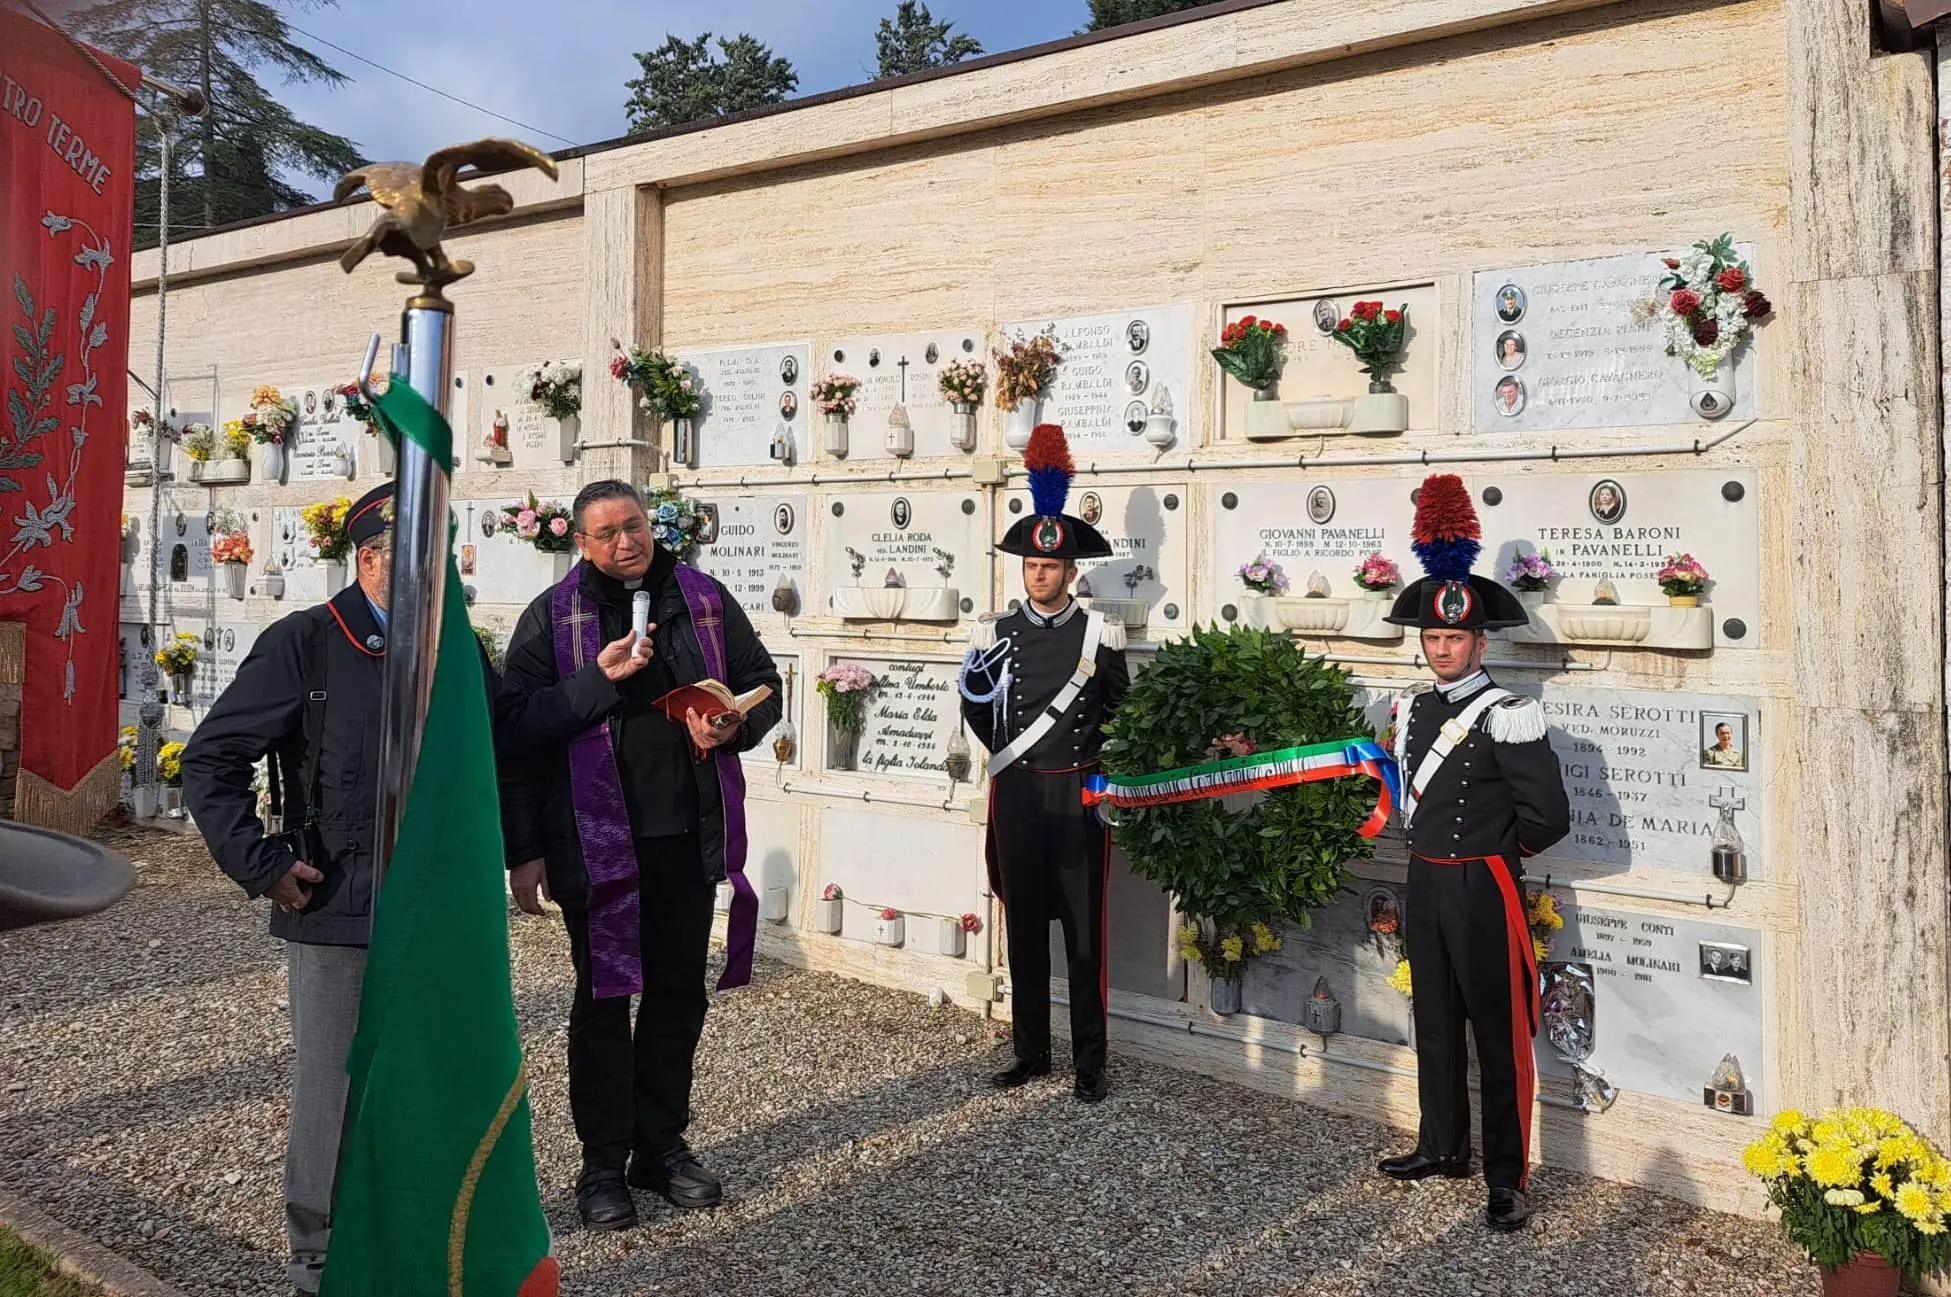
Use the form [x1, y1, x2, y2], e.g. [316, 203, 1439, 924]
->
[0, 9, 138, 824]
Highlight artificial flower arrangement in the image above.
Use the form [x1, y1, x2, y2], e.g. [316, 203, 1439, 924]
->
[1657, 553, 1710, 600]
[1743, 1106, 1951, 1286]
[645, 488, 707, 561]
[527, 362, 582, 420]
[610, 342, 701, 422]
[496, 492, 574, 554]
[1505, 548, 1559, 593]
[119, 725, 137, 772]
[1178, 918, 1282, 983]
[1211, 315, 1288, 392]
[1631, 234, 1773, 378]
[158, 741, 186, 788]
[1238, 552, 1289, 597]
[300, 497, 354, 563]
[992, 326, 1068, 412]
[1352, 553, 1400, 593]
[1387, 887, 1560, 1002]
[244, 384, 297, 447]
[937, 359, 987, 408]
[1526, 887, 1564, 962]
[181, 422, 219, 462]
[338, 381, 378, 429]
[809, 374, 860, 418]
[815, 663, 876, 734]
[1331, 301, 1410, 388]
[221, 422, 252, 460]
[211, 527, 253, 567]
[154, 631, 200, 676]
[959, 912, 983, 935]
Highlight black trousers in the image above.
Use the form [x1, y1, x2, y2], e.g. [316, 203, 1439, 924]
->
[562, 832, 715, 1175]
[991, 766, 1109, 1071]
[1404, 852, 1538, 1191]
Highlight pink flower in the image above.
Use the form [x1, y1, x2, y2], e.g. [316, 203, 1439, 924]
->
[550, 517, 568, 536]
[519, 522, 540, 539]
[822, 884, 842, 901]
[880, 907, 900, 921]
[609, 355, 628, 380]
[960, 912, 982, 934]
[517, 509, 537, 530]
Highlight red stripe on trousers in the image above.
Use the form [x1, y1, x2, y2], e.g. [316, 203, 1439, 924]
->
[1485, 854, 1538, 1191]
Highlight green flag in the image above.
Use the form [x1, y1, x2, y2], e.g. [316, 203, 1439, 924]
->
[319, 381, 558, 1297]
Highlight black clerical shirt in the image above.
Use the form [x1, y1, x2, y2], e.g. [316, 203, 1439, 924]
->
[585, 552, 699, 838]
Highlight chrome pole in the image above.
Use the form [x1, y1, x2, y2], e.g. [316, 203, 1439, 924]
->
[370, 296, 454, 916]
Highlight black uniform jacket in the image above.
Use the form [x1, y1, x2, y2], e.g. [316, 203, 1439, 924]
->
[961, 602, 1128, 772]
[181, 583, 503, 946]
[496, 550, 782, 907]
[1399, 672, 1572, 866]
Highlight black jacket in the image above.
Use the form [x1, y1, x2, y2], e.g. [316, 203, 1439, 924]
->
[497, 551, 782, 906]
[181, 583, 503, 946]
[1399, 673, 1571, 866]
[960, 601, 1128, 771]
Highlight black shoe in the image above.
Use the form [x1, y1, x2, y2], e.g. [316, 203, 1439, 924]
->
[1074, 1068, 1108, 1103]
[575, 1169, 638, 1231]
[627, 1143, 723, 1210]
[1378, 1149, 1473, 1181]
[1486, 1187, 1532, 1232]
[990, 1057, 1052, 1089]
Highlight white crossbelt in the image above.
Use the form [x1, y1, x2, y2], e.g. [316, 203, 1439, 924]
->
[987, 610, 1106, 778]
[1398, 687, 1510, 828]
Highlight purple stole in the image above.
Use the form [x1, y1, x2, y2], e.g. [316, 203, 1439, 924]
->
[551, 561, 756, 999]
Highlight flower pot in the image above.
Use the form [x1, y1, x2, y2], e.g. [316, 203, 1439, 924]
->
[128, 784, 158, 820]
[1348, 384, 1409, 436]
[261, 569, 285, 600]
[670, 417, 696, 469]
[168, 672, 193, 706]
[761, 887, 789, 923]
[1518, 590, 1547, 610]
[1818, 1253, 1900, 1297]
[949, 402, 978, 453]
[371, 431, 396, 476]
[1667, 593, 1700, 608]
[823, 413, 849, 459]
[262, 441, 287, 482]
[161, 785, 183, 818]
[1689, 367, 1735, 421]
[1211, 978, 1242, 1017]
[814, 896, 844, 934]
[154, 438, 173, 477]
[1143, 411, 1176, 449]
[208, 456, 252, 484]
[1287, 396, 1351, 431]
[830, 728, 860, 772]
[1243, 387, 1290, 441]
[936, 917, 967, 958]
[873, 915, 905, 948]
[557, 412, 580, 464]
[224, 563, 247, 600]
[1002, 400, 1039, 452]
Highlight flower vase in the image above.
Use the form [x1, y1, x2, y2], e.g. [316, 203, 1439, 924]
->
[556, 412, 580, 464]
[935, 917, 967, 958]
[224, 563, 247, 600]
[129, 784, 158, 820]
[1243, 385, 1290, 441]
[814, 896, 844, 934]
[168, 672, 193, 706]
[153, 438, 173, 478]
[1348, 380, 1409, 435]
[670, 417, 696, 469]
[1003, 401, 1039, 452]
[1818, 1254, 1900, 1297]
[873, 914, 905, 947]
[1211, 978, 1242, 1017]
[370, 431, 396, 477]
[1518, 590, 1546, 610]
[261, 568, 285, 600]
[823, 413, 849, 459]
[830, 727, 860, 772]
[161, 785, 183, 818]
[1688, 367, 1735, 421]
[263, 441, 287, 483]
[1667, 593, 1700, 608]
[950, 402, 978, 452]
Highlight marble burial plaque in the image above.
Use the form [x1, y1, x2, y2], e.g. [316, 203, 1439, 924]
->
[841, 656, 962, 781]
[1541, 901, 1764, 1107]
[454, 498, 574, 608]
[473, 363, 576, 471]
[823, 489, 982, 616]
[1217, 286, 1440, 441]
[271, 505, 313, 572]
[689, 493, 808, 613]
[824, 330, 984, 459]
[179, 619, 262, 708]
[1003, 304, 1193, 453]
[742, 800, 801, 902]
[683, 341, 811, 469]
[741, 652, 803, 773]
[1354, 682, 1764, 877]
[1209, 470, 1760, 644]
[1472, 247, 1760, 433]
[1240, 882, 1414, 1046]
[817, 806, 981, 941]
[998, 482, 1188, 637]
[289, 383, 356, 482]
[118, 622, 158, 700]
[160, 508, 216, 592]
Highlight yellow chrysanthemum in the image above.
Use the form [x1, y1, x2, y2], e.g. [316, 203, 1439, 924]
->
[1220, 936, 1243, 962]
[1812, 1120, 1846, 1147]
[1532, 937, 1550, 962]
[1916, 1218, 1947, 1235]
[1772, 1109, 1807, 1134]
[1179, 945, 1201, 964]
[1872, 1172, 1896, 1200]
[1743, 1140, 1787, 1179]
[1806, 1143, 1863, 1189]
[1388, 959, 1414, 997]
[1895, 1181, 1937, 1222]
[1250, 922, 1278, 954]
[1855, 1202, 1884, 1215]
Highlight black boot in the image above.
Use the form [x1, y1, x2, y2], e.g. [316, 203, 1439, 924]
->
[990, 1057, 1051, 1088]
[1074, 1067, 1108, 1103]
[1486, 1187, 1532, 1232]
[575, 1168, 637, 1231]
[627, 1143, 723, 1210]
[1378, 1149, 1473, 1181]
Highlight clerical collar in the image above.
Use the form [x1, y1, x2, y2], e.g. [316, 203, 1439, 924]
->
[1023, 598, 1078, 629]
[1436, 670, 1490, 702]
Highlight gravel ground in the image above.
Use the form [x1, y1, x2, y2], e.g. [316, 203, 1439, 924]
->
[0, 825, 1819, 1297]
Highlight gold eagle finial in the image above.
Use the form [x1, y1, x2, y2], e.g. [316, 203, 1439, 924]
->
[333, 138, 559, 293]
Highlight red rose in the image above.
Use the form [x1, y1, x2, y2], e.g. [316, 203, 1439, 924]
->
[1273, 322, 1287, 335]
[1663, 258, 1681, 270]
[1692, 317, 1720, 346]
[1336, 319, 1353, 332]
[1358, 301, 1382, 320]
[880, 907, 899, 921]
[1716, 267, 1747, 292]
[609, 355, 628, 379]
[1241, 315, 1257, 328]
[1384, 309, 1401, 323]
[1744, 291, 1772, 320]
[1668, 288, 1701, 316]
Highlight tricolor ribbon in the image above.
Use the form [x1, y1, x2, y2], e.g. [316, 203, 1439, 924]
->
[1082, 738, 1401, 839]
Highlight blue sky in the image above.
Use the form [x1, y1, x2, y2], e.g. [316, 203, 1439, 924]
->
[271, 0, 1087, 196]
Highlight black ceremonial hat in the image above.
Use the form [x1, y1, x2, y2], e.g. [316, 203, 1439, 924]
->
[345, 482, 394, 548]
[1381, 473, 1529, 631]
[996, 424, 1113, 560]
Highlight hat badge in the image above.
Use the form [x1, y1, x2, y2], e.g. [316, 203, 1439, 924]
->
[1435, 580, 1475, 625]
[1031, 516, 1065, 554]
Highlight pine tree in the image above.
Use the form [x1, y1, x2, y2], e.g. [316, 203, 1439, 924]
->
[73, 0, 363, 248]
[624, 33, 798, 133]
[1084, 0, 1222, 31]
[874, 2, 983, 79]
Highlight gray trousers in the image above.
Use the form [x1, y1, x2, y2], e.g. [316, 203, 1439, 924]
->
[284, 942, 367, 1295]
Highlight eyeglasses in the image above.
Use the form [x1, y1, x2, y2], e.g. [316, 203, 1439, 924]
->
[579, 518, 649, 546]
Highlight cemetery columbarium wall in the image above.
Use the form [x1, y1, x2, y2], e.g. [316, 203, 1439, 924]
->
[118, 0, 1949, 1216]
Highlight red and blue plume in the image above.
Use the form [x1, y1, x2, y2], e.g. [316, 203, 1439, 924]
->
[1024, 424, 1074, 518]
[1410, 473, 1481, 581]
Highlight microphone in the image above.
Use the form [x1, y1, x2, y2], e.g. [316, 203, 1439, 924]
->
[631, 589, 651, 658]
